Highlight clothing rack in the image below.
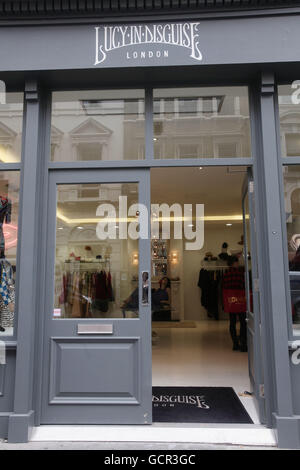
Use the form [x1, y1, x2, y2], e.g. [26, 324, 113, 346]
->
[64, 259, 111, 271]
[200, 262, 228, 270]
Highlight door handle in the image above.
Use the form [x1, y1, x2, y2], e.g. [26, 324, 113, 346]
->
[141, 270, 149, 305]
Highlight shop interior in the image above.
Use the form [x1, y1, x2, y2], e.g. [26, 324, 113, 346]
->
[0, 158, 257, 423]
[51, 164, 257, 424]
[150, 166, 258, 424]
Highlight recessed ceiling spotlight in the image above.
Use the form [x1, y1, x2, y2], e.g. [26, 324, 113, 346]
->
[226, 223, 233, 226]
[77, 226, 84, 230]
[199, 167, 203, 170]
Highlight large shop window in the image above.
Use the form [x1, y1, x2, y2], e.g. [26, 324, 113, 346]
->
[0, 93, 23, 163]
[278, 84, 300, 157]
[54, 183, 140, 319]
[283, 165, 300, 333]
[153, 87, 252, 159]
[51, 90, 145, 162]
[0, 171, 20, 336]
[278, 84, 300, 334]
[0, 92, 23, 337]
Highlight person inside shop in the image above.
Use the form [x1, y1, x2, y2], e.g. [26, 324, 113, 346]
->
[222, 256, 248, 352]
[122, 276, 171, 313]
[121, 287, 139, 312]
[152, 276, 171, 312]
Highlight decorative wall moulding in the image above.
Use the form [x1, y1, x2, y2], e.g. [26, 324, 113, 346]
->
[0, 0, 298, 19]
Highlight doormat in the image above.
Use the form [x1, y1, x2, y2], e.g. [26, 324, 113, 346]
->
[152, 387, 253, 424]
[152, 321, 196, 328]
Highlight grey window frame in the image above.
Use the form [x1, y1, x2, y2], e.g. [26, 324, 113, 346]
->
[10, 74, 294, 444]
[48, 87, 253, 169]
[34, 83, 258, 424]
[27, 79, 284, 435]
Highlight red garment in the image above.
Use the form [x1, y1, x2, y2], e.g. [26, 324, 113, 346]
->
[222, 267, 246, 313]
[223, 289, 247, 313]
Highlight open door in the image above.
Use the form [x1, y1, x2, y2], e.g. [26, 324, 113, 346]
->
[242, 168, 266, 424]
[40, 169, 152, 425]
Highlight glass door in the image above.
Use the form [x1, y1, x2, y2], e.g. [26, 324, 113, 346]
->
[41, 169, 152, 424]
[242, 169, 266, 423]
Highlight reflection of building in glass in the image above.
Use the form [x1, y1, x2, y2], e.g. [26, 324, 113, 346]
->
[279, 88, 300, 157]
[284, 167, 300, 257]
[153, 87, 251, 159]
[51, 91, 145, 161]
[0, 94, 23, 163]
[55, 183, 139, 319]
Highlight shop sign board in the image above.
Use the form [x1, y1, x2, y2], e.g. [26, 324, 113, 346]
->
[94, 22, 203, 67]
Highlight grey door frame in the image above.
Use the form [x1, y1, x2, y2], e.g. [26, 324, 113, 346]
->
[242, 168, 266, 424]
[24, 79, 280, 438]
[39, 167, 152, 425]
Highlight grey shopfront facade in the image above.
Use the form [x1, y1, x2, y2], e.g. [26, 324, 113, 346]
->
[0, 0, 300, 449]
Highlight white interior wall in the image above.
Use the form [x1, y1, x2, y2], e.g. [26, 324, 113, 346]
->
[183, 224, 244, 321]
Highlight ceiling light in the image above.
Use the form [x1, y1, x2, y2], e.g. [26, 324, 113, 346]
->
[226, 223, 233, 226]
[199, 167, 203, 170]
[77, 226, 84, 230]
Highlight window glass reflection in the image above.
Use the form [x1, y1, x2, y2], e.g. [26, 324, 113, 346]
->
[283, 165, 300, 332]
[51, 90, 145, 162]
[153, 87, 251, 159]
[278, 84, 300, 157]
[0, 93, 23, 163]
[54, 183, 139, 319]
[0, 171, 20, 336]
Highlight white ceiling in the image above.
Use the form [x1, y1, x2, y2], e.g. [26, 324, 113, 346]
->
[151, 166, 247, 216]
[57, 166, 247, 229]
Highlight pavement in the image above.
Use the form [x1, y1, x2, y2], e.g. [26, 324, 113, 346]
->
[0, 440, 277, 450]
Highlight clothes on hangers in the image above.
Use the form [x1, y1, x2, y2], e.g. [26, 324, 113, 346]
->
[0, 259, 15, 328]
[59, 263, 114, 318]
[198, 268, 224, 320]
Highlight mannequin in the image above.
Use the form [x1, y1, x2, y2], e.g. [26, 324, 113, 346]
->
[218, 242, 230, 262]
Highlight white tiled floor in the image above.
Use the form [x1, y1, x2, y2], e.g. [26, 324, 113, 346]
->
[152, 320, 259, 424]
